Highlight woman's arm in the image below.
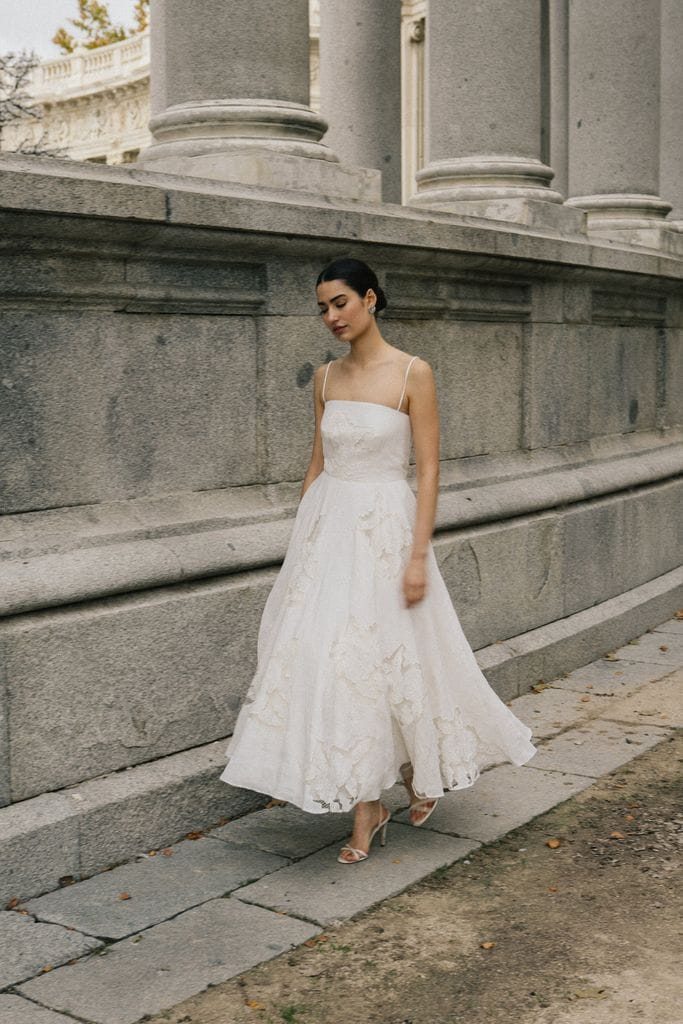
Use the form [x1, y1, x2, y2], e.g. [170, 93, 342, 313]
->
[300, 363, 327, 498]
[403, 358, 440, 607]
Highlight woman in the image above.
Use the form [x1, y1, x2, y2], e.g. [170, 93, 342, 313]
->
[221, 257, 536, 864]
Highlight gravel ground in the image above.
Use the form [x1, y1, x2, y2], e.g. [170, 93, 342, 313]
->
[152, 732, 683, 1024]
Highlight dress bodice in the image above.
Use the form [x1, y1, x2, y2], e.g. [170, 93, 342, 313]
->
[321, 400, 412, 482]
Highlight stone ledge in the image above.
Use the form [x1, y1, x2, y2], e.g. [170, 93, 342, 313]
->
[1, 432, 681, 616]
[2, 155, 683, 282]
[1, 574, 681, 906]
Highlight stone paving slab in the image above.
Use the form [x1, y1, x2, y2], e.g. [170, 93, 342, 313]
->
[529, 719, 671, 778]
[0, 911, 102, 989]
[234, 823, 479, 927]
[395, 765, 595, 842]
[0, 994, 77, 1024]
[210, 803, 355, 860]
[24, 836, 287, 940]
[17, 899, 319, 1024]
[601, 669, 683, 729]
[609, 632, 683, 668]
[652, 617, 683, 636]
[209, 783, 410, 860]
[509, 686, 614, 739]
[549, 657, 667, 695]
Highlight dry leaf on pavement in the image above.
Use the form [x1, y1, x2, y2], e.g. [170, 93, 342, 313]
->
[572, 987, 607, 1000]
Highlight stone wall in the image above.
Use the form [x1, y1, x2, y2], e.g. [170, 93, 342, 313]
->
[1, 154, 682, 899]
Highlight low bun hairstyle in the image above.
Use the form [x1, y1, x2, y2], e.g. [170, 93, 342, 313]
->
[316, 257, 388, 314]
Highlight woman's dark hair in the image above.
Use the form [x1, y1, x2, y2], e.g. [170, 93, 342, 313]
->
[316, 257, 388, 314]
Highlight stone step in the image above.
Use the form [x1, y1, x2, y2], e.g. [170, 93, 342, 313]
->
[0, 739, 266, 908]
[1, 599, 681, 909]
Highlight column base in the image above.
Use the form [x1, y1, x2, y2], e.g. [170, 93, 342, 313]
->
[409, 196, 585, 234]
[138, 146, 381, 202]
[565, 194, 673, 248]
[410, 156, 564, 212]
[137, 98, 382, 202]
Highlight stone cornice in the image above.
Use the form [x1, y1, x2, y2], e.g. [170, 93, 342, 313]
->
[1, 157, 683, 281]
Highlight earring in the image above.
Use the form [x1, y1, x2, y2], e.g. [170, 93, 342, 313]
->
[369, 304, 377, 314]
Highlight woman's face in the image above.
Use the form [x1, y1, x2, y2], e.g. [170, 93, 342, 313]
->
[316, 279, 375, 343]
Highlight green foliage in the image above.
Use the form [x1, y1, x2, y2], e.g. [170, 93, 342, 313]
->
[133, 0, 150, 33]
[52, 0, 149, 54]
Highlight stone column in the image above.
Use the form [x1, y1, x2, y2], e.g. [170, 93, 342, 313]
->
[319, 0, 402, 204]
[548, 0, 569, 201]
[137, 0, 380, 202]
[410, 0, 570, 227]
[660, 0, 683, 227]
[565, 0, 671, 241]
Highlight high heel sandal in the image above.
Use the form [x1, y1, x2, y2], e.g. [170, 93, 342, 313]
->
[337, 806, 391, 864]
[400, 766, 439, 827]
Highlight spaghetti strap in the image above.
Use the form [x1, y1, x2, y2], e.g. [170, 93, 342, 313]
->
[397, 355, 418, 411]
[322, 360, 332, 402]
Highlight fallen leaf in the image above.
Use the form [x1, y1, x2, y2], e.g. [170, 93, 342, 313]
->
[5, 897, 20, 910]
[572, 987, 607, 1000]
[39, 965, 54, 974]
[546, 838, 561, 849]
[245, 999, 266, 1010]
[147, 850, 157, 857]
[117, 892, 132, 901]
[392, 859, 402, 864]
[161, 848, 173, 857]
[185, 831, 205, 840]
[548, 886, 558, 893]
[659, 644, 669, 652]
[580, 695, 591, 702]
[674, 609, 683, 619]
[480, 941, 496, 950]
[604, 652, 617, 660]
[265, 799, 287, 808]
[610, 831, 626, 840]
[532, 681, 548, 693]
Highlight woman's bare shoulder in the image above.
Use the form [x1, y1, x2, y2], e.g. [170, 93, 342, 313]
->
[403, 354, 434, 381]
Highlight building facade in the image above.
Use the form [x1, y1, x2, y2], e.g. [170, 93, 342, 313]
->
[2, 1, 428, 202]
[1, 0, 682, 903]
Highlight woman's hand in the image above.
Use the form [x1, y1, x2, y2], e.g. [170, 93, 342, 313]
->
[403, 554, 427, 607]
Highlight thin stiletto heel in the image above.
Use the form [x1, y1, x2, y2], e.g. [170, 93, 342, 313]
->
[337, 806, 391, 864]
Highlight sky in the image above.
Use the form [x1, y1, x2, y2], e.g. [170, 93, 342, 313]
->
[1, 0, 139, 58]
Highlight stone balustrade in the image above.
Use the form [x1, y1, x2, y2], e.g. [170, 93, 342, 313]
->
[33, 32, 150, 95]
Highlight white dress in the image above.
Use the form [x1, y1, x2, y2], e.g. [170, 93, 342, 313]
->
[220, 358, 536, 812]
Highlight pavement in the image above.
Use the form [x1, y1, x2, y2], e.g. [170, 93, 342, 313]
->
[1, 615, 682, 1024]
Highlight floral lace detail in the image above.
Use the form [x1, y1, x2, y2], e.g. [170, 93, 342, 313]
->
[322, 405, 411, 481]
[243, 636, 300, 729]
[284, 509, 325, 606]
[358, 497, 413, 577]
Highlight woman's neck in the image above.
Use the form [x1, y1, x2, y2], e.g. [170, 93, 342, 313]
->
[346, 325, 390, 368]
